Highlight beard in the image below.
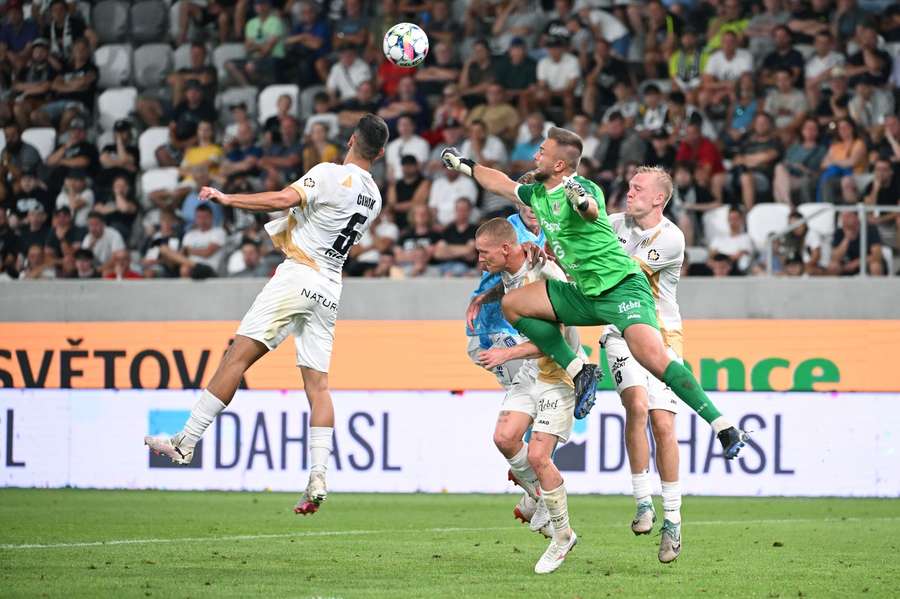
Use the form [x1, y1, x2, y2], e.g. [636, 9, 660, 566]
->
[533, 169, 550, 182]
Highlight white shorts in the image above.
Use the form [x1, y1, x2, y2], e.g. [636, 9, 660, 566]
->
[236, 260, 341, 373]
[502, 372, 575, 443]
[603, 334, 679, 414]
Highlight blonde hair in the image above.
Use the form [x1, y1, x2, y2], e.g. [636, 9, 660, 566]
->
[475, 217, 517, 244]
[635, 165, 674, 206]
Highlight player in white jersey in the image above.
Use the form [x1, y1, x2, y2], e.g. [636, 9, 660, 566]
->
[601, 165, 685, 563]
[470, 218, 584, 574]
[144, 114, 390, 515]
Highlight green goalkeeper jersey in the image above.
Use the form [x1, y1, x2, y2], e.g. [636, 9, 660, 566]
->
[516, 176, 639, 297]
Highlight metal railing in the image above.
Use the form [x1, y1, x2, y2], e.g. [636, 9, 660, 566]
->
[765, 204, 900, 276]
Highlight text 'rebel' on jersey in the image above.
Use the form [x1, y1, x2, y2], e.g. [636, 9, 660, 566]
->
[264, 162, 383, 283]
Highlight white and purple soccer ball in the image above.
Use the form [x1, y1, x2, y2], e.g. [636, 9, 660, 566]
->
[382, 23, 429, 68]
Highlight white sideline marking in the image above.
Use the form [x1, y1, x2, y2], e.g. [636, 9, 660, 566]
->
[2, 517, 899, 551]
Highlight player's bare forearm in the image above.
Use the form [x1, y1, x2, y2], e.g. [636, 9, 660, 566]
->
[201, 186, 300, 211]
[472, 164, 521, 204]
[502, 341, 542, 360]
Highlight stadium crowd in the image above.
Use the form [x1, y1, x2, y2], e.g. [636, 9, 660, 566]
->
[0, 0, 898, 281]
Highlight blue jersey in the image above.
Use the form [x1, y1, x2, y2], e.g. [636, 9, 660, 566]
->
[467, 215, 545, 348]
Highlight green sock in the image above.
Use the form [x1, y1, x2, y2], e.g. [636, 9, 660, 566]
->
[512, 317, 578, 370]
[662, 361, 722, 424]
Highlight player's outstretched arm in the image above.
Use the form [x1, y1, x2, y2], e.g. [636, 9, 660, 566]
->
[199, 186, 302, 212]
[441, 147, 521, 205]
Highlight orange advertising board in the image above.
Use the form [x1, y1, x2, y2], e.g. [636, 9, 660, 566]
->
[0, 320, 898, 391]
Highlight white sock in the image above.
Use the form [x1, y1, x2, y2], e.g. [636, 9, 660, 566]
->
[309, 426, 333, 473]
[631, 470, 652, 505]
[564, 358, 585, 380]
[541, 483, 571, 542]
[181, 389, 226, 447]
[507, 444, 540, 500]
[661, 480, 682, 524]
[710, 416, 732, 435]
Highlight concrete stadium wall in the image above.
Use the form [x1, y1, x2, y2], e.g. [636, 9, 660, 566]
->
[2, 278, 900, 321]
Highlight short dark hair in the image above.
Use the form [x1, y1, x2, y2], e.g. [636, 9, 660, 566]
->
[353, 113, 389, 160]
[87, 210, 103, 221]
[74, 248, 94, 261]
[196, 203, 213, 214]
[547, 126, 583, 171]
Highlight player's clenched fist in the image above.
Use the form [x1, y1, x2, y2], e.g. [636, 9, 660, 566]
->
[561, 176, 589, 212]
[199, 186, 228, 205]
[441, 147, 475, 177]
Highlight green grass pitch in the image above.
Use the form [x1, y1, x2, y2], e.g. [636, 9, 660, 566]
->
[1, 489, 897, 598]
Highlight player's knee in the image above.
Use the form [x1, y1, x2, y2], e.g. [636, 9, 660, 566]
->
[650, 412, 676, 443]
[492, 428, 519, 454]
[526, 442, 552, 470]
[622, 395, 649, 425]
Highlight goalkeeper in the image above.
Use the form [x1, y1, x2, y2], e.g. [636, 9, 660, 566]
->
[443, 128, 748, 458]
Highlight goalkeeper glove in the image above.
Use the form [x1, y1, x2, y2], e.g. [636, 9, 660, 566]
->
[441, 147, 476, 177]
[562, 175, 591, 212]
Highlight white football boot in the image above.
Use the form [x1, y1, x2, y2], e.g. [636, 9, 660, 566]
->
[294, 470, 328, 515]
[513, 492, 538, 524]
[534, 531, 578, 574]
[631, 500, 656, 535]
[144, 432, 194, 464]
[529, 497, 554, 538]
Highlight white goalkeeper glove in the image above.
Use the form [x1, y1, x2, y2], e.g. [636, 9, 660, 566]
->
[441, 147, 476, 177]
[562, 175, 591, 212]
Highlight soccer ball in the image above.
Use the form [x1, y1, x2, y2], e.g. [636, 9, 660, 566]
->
[383, 23, 429, 68]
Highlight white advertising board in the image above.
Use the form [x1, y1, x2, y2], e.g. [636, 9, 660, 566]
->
[1, 390, 897, 496]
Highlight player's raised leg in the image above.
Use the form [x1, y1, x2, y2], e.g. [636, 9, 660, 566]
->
[144, 335, 268, 463]
[650, 408, 682, 563]
[528, 430, 577, 574]
[294, 366, 334, 515]
[623, 323, 748, 458]
[620, 385, 657, 535]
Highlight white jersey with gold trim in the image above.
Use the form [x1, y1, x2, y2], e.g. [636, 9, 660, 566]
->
[606, 212, 685, 355]
[264, 162, 382, 283]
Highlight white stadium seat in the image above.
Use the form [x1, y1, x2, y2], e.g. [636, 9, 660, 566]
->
[701, 204, 730, 243]
[0, 130, 6, 153]
[257, 84, 299, 124]
[133, 44, 173, 90]
[92, 0, 130, 45]
[21, 127, 57, 161]
[97, 87, 138, 132]
[298, 84, 326, 119]
[216, 87, 259, 125]
[141, 167, 179, 196]
[138, 127, 170, 171]
[94, 44, 133, 89]
[685, 246, 709, 265]
[796, 203, 835, 239]
[173, 43, 194, 72]
[213, 43, 247, 86]
[746, 203, 790, 253]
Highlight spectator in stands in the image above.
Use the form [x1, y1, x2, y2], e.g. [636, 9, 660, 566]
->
[571, 112, 599, 161]
[773, 117, 828, 205]
[230, 238, 270, 277]
[221, 121, 263, 190]
[765, 67, 809, 141]
[535, 34, 580, 123]
[137, 42, 217, 128]
[180, 166, 224, 228]
[301, 121, 339, 173]
[760, 25, 805, 88]
[834, 0, 869, 45]
[16, 199, 49, 250]
[459, 39, 495, 104]
[493, 37, 537, 116]
[708, 207, 754, 275]
[259, 115, 302, 187]
[228, 0, 286, 86]
[384, 115, 429, 182]
[744, 0, 790, 63]
[177, 0, 231, 45]
[774, 210, 824, 276]
[42, 0, 95, 64]
[429, 166, 478, 230]
[818, 117, 867, 203]
[97, 119, 138, 194]
[140, 210, 181, 278]
[302, 92, 339, 139]
[811, 70, 851, 128]
[81, 210, 125, 274]
[326, 44, 371, 104]
[156, 80, 216, 167]
[378, 76, 428, 133]
[337, 80, 381, 130]
[45, 116, 97, 191]
[489, 0, 540, 54]
[828, 210, 884, 276]
[33, 36, 94, 132]
[700, 31, 752, 113]
[582, 37, 630, 121]
[466, 83, 520, 143]
[703, 0, 750, 56]
[92, 174, 137, 242]
[730, 112, 782, 210]
[386, 155, 430, 230]
[11, 37, 55, 130]
[345, 211, 399, 277]
[635, 83, 668, 137]
[158, 203, 225, 279]
[285, 0, 330, 87]
[0, 206, 19, 278]
[331, 0, 370, 48]
[44, 204, 80, 263]
[644, 128, 676, 171]
[509, 112, 545, 176]
[673, 161, 721, 246]
[433, 197, 478, 277]
[54, 168, 92, 228]
[847, 74, 895, 140]
[180, 120, 224, 182]
[0, 41, 15, 123]
[601, 80, 639, 127]
[872, 114, 900, 162]
[460, 119, 508, 172]
[72, 247, 97, 278]
[862, 158, 900, 251]
[0, 1, 39, 71]
[426, 118, 465, 176]
[8, 166, 51, 225]
[786, 0, 830, 46]
[676, 118, 726, 198]
[845, 21, 893, 87]
[430, 84, 468, 134]
[0, 122, 41, 200]
[414, 41, 461, 101]
[804, 31, 846, 94]
[395, 203, 438, 270]
[101, 251, 140, 280]
[18, 242, 54, 278]
[668, 27, 703, 103]
[593, 111, 646, 189]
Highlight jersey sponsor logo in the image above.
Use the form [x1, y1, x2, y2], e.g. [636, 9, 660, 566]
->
[302, 177, 315, 188]
[627, 314, 640, 319]
[538, 398, 560, 412]
[648, 249, 660, 261]
[540, 220, 561, 233]
[618, 300, 641, 313]
[611, 356, 629, 371]
[300, 288, 339, 312]
[617, 237, 627, 245]
[552, 199, 562, 215]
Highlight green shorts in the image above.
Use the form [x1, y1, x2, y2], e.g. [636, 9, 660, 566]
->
[545, 273, 659, 332]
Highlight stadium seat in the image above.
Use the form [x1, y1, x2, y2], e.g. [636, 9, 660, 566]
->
[746, 203, 790, 253]
[21, 127, 56, 161]
[213, 43, 247, 87]
[685, 246, 709, 264]
[92, 0, 130, 45]
[886, 42, 900, 60]
[94, 44, 133, 89]
[133, 44, 173, 90]
[75, 1, 91, 24]
[138, 127, 170, 170]
[0, 130, 5, 153]
[701, 205, 730, 243]
[298, 84, 326, 119]
[97, 87, 138, 132]
[173, 43, 194, 71]
[882, 246, 895, 276]
[169, 1, 183, 41]
[216, 87, 259, 125]
[257, 84, 299, 124]
[140, 167, 179, 201]
[796, 203, 836, 239]
[95, 129, 115, 152]
[130, 0, 169, 45]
